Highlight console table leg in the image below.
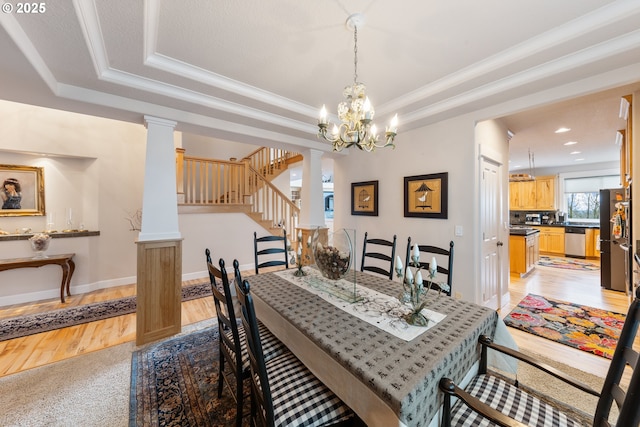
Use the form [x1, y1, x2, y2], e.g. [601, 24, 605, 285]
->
[66, 259, 75, 297]
[60, 265, 69, 303]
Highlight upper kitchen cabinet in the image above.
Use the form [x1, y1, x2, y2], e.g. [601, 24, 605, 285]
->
[619, 95, 633, 188]
[509, 180, 536, 210]
[509, 175, 556, 211]
[535, 176, 555, 210]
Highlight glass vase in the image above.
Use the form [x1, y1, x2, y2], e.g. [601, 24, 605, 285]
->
[312, 228, 353, 280]
[29, 233, 51, 259]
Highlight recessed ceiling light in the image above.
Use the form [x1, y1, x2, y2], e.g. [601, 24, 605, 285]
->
[555, 127, 571, 133]
[575, 158, 585, 162]
[570, 151, 581, 155]
[564, 141, 578, 146]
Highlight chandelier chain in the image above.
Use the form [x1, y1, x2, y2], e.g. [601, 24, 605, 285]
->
[353, 25, 358, 84]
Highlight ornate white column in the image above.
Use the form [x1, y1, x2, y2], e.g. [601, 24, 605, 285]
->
[138, 116, 181, 241]
[136, 115, 182, 345]
[297, 148, 327, 263]
[299, 148, 326, 229]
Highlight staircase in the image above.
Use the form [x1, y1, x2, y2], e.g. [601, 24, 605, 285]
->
[176, 147, 302, 239]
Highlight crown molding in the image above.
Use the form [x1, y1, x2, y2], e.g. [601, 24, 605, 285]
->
[0, 13, 58, 93]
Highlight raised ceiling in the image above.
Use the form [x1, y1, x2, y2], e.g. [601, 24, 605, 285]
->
[1, 0, 639, 167]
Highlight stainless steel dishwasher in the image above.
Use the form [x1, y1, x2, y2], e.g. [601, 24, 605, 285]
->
[565, 226, 586, 258]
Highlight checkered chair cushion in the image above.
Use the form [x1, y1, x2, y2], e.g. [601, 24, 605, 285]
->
[223, 320, 286, 372]
[451, 374, 583, 427]
[261, 350, 353, 426]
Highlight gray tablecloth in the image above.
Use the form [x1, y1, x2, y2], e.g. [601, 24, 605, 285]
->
[247, 271, 498, 427]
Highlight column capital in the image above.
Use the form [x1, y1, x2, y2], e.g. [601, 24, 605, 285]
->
[144, 115, 177, 129]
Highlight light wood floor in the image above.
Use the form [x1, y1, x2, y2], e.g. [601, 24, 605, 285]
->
[0, 258, 633, 379]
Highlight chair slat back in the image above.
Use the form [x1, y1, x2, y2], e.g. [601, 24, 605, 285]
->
[206, 252, 242, 373]
[360, 232, 397, 280]
[236, 278, 275, 426]
[405, 238, 454, 296]
[254, 230, 289, 274]
[595, 286, 640, 427]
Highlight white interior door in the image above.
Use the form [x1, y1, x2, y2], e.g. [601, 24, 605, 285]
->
[480, 157, 502, 309]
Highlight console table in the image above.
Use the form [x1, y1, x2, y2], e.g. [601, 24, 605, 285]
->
[0, 254, 76, 303]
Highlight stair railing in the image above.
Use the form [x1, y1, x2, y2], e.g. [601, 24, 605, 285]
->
[180, 154, 246, 205]
[243, 147, 300, 179]
[245, 162, 300, 235]
[177, 149, 300, 238]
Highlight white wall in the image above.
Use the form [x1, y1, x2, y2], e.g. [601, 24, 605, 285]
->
[0, 100, 292, 305]
[0, 101, 147, 304]
[333, 115, 480, 301]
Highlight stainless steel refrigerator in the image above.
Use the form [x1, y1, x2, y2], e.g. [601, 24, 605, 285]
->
[599, 188, 627, 292]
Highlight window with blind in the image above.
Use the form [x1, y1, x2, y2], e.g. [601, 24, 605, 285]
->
[564, 175, 620, 221]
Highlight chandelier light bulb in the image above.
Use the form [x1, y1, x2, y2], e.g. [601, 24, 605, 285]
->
[319, 105, 328, 125]
[388, 114, 398, 133]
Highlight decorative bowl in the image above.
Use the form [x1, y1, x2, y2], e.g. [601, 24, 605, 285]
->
[29, 233, 51, 258]
[312, 228, 353, 280]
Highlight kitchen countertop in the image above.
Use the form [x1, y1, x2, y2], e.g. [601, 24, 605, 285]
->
[511, 223, 600, 229]
[509, 227, 540, 236]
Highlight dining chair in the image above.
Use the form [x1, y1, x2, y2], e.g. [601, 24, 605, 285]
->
[439, 286, 640, 427]
[405, 238, 454, 296]
[235, 277, 356, 427]
[254, 230, 289, 274]
[360, 232, 397, 280]
[205, 250, 286, 427]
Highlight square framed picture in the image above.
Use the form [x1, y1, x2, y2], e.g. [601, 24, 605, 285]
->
[351, 180, 378, 216]
[0, 164, 45, 216]
[404, 172, 448, 219]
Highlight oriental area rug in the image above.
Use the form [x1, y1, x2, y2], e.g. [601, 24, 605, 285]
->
[129, 327, 246, 426]
[537, 255, 599, 271]
[503, 294, 625, 359]
[0, 280, 211, 342]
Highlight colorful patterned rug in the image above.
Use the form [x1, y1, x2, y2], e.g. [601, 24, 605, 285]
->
[537, 255, 599, 271]
[503, 294, 625, 359]
[130, 327, 246, 426]
[0, 280, 211, 342]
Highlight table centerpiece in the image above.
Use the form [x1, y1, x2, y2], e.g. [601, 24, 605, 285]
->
[395, 245, 447, 326]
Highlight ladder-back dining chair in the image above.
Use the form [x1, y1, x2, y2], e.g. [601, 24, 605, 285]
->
[405, 238, 454, 296]
[235, 277, 355, 427]
[253, 230, 289, 274]
[205, 250, 285, 427]
[360, 232, 397, 280]
[439, 286, 640, 427]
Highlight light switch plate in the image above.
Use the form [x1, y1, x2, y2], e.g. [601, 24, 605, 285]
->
[455, 225, 463, 236]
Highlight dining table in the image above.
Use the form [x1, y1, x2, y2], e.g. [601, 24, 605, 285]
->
[247, 268, 513, 427]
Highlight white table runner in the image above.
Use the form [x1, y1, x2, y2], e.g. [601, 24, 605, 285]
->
[274, 268, 446, 341]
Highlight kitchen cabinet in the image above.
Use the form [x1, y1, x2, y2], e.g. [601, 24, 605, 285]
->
[586, 228, 600, 258]
[510, 232, 540, 276]
[535, 226, 565, 255]
[535, 177, 555, 210]
[509, 181, 536, 210]
[619, 95, 632, 188]
[509, 176, 555, 210]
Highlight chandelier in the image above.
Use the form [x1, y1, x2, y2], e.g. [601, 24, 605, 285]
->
[317, 13, 398, 152]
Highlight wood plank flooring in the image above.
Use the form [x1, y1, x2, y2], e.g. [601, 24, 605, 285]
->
[0, 259, 633, 379]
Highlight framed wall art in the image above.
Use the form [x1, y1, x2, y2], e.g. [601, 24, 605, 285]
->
[351, 180, 378, 216]
[404, 172, 448, 219]
[0, 164, 45, 216]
